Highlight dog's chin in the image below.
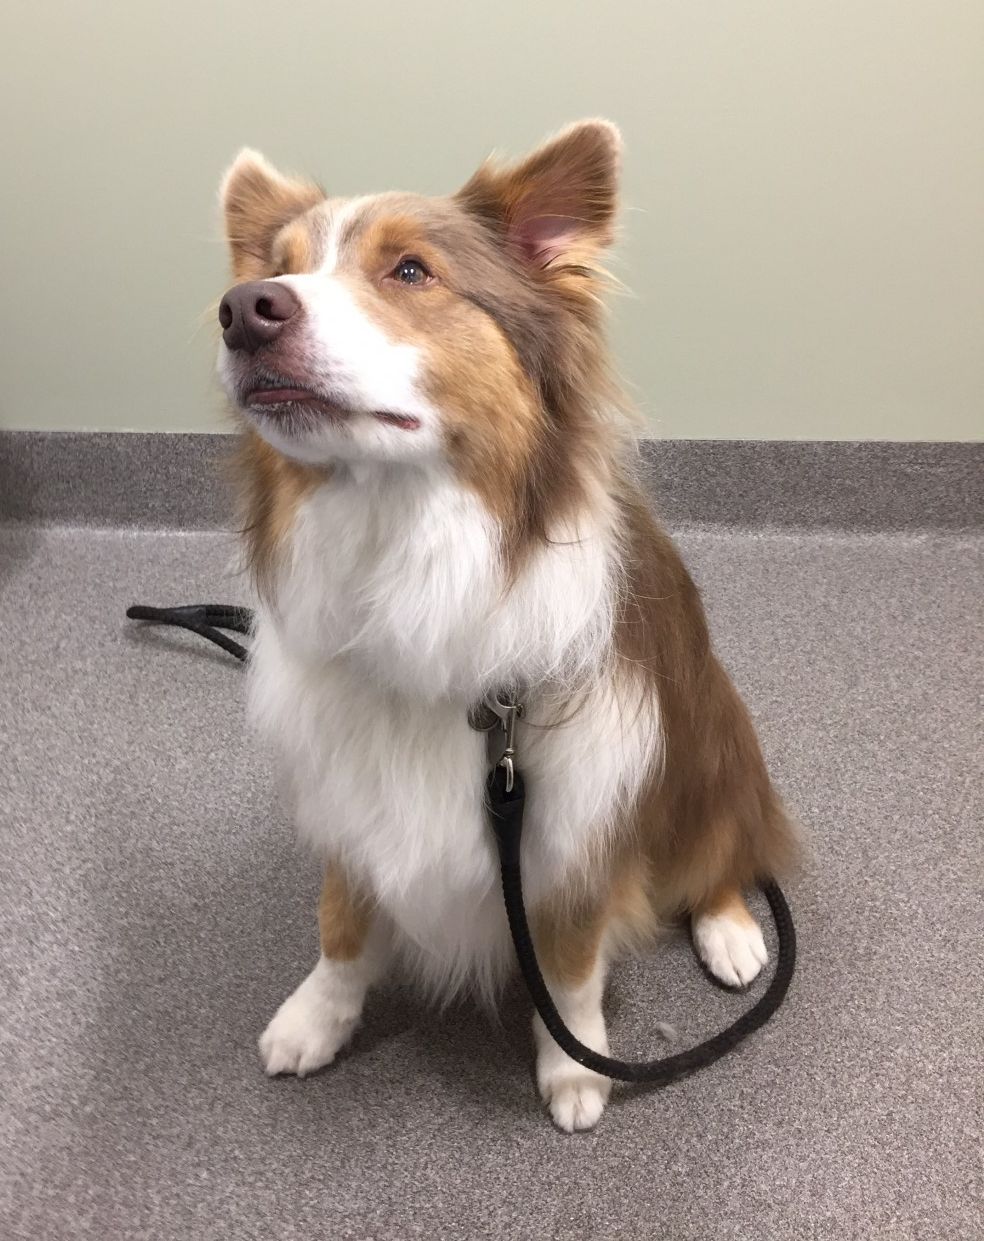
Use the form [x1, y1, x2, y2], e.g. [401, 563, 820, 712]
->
[240, 397, 430, 467]
[243, 394, 349, 436]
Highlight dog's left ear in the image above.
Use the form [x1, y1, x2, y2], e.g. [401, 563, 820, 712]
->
[456, 119, 621, 267]
[220, 149, 324, 280]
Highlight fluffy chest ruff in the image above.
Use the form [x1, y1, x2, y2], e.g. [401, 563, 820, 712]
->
[248, 465, 662, 998]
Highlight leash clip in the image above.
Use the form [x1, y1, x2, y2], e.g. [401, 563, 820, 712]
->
[486, 693, 524, 794]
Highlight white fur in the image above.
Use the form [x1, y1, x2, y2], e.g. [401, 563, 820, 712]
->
[249, 465, 662, 1003]
[534, 955, 612, 1132]
[218, 269, 443, 468]
[318, 197, 372, 277]
[693, 912, 768, 988]
[259, 927, 388, 1075]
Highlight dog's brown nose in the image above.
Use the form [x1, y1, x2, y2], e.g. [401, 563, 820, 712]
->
[218, 280, 300, 354]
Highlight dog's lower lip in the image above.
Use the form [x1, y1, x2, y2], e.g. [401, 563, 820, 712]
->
[246, 387, 320, 405]
[241, 387, 421, 430]
[376, 412, 421, 431]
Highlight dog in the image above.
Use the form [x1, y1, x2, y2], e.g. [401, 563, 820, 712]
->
[216, 120, 796, 1132]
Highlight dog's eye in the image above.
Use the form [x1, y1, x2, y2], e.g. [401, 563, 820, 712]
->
[392, 257, 431, 286]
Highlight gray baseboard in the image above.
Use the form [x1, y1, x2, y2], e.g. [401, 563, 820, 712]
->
[0, 430, 980, 532]
[635, 439, 982, 531]
[0, 432, 237, 531]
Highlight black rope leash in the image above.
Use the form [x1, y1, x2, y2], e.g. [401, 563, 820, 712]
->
[486, 762, 796, 1085]
[127, 601, 796, 1086]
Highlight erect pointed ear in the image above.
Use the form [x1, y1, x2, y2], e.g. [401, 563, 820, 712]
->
[455, 119, 621, 268]
[219, 148, 325, 279]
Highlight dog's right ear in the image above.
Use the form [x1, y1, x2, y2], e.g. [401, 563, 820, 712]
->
[455, 120, 621, 270]
[220, 149, 324, 280]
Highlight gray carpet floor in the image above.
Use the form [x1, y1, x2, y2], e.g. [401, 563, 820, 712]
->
[0, 523, 980, 1240]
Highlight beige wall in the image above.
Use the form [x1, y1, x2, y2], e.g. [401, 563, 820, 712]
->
[1, 1, 981, 439]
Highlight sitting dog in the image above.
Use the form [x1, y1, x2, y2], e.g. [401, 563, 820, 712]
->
[216, 120, 795, 1131]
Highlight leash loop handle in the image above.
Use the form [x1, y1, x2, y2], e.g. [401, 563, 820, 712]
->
[126, 604, 251, 662]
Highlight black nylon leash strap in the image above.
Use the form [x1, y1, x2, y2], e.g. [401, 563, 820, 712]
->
[485, 762, 796, 1085]
[125, 603, 252, 663]
[128, 601, 796, 1087]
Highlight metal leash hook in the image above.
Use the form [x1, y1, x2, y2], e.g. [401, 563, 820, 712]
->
[486, 693, 524, 793]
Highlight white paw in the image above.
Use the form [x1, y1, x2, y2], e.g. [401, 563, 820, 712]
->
[693, 911, 768, 988]
[540, 1070, 612, 1133]
[534, 1011, 612, 1133]
[258, 960, 362, 1077]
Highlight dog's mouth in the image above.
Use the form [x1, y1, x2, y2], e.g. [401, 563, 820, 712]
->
[246, 385, 326, 406]
[240, 376, 421, 432]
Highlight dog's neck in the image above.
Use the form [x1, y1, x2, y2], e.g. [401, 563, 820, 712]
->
[262, 461, 621, 704]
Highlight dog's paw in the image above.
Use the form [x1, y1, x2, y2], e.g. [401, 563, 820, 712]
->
[539, 1069, 612, 1133]
[533, 1007, 610, 1136]
[693, 910, 768, 988]
[535, 1011, 612, 1133]
[258, 962, 361, 1077]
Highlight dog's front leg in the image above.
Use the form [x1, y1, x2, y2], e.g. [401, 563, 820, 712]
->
[531, 898, 612, 1132]
[259, 865, 387, 1076]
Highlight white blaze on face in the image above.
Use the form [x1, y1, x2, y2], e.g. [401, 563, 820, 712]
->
[318, 195, 370, 277]
[285, 273, 423, 415]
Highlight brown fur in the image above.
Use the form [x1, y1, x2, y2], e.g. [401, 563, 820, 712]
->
[533, 890, 607, 987]
[346, 205, 545, 523]
[532, 854, 675, 988]
[234, 430, 324, 598]
[525, 484, 798, 962]
[273, 215, 326, 276]
[694, 886, 760, 926]
[314, 186, 618, 554]
[456, 120, 621, 257]
[222, 151, 324, 280]
[318, 864, 373, 961]
[612, 486, 797, 917]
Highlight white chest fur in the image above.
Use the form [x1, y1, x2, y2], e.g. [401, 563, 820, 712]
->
[247, 465, 661, 996]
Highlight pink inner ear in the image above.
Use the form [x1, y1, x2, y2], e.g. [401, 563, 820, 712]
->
[512, 214, 581, 266]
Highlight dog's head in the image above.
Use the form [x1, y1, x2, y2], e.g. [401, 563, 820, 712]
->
[218, 121, 621, 516]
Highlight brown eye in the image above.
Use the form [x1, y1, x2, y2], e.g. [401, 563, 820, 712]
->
[392, 257, 431, 286]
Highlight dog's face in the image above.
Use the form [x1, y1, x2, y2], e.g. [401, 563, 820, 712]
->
[217, 122, 621, 491]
